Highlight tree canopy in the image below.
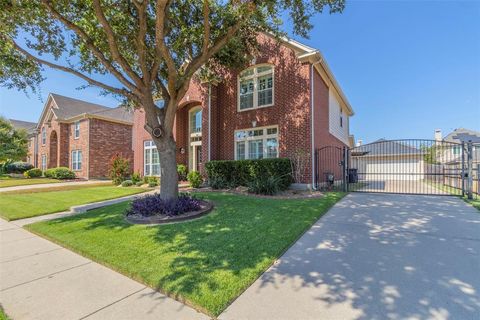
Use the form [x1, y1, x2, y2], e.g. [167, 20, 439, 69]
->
[0, 117, 29, 162]
[0, 0, 345, 199]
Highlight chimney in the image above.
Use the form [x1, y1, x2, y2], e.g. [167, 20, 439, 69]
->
[356, 139, 363, 147]
[434, 129, 442, 141]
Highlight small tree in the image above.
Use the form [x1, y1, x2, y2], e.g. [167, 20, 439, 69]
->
[1, 0, 345, 200]
[109, 154, 131, 185]
[0, 116, 28, 162]
[290, 148, 309, 184]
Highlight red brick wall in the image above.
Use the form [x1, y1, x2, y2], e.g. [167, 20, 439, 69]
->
[88, 118, 133, 179]
[131, 35, 314, 183]
[313, 70, 348, 184]
[68, 119, 89, 178]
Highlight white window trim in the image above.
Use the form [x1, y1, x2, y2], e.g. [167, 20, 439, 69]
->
[74, 121, 80, 139]
[41, 127, 46, 145]
[71, 150, 82, 171]
[41, 154, 47, 171]
[189, 106, 203, 138]
[144, 140, 161, 176]
[237, 64, 275, 112]
[234, 125, 279, 160]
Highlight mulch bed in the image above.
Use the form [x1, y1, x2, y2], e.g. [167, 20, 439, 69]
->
[179, 186, 326, 199]
[125, 199, 214, 225]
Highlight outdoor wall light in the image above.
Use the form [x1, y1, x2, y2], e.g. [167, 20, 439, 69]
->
[179, 147, 185, 154]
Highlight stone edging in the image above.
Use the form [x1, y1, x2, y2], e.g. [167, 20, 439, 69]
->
[125, 200, 214, 225]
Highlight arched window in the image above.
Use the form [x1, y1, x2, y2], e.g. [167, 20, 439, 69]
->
[238, 65, 274, 111]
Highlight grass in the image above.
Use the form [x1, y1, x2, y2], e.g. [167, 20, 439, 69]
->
[464, 197, 480, 211]
[0, 176, 62, 188]
[424, 180, 480, 211]
[0, 185, 148, 221]
[26, 192, 345, 316]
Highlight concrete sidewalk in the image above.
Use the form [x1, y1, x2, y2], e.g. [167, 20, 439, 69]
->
[0, 218, 209, 320]
[0, 180, 111, 193]
[220, 194, 480, 319]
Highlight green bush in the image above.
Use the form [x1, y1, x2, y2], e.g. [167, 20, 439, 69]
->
[131, 172, 141, 184]
[135, 181, 144, 187]
[5, 161, 33, 174]
[146, 176, 159, 187]
[187, 171, 203, 188]
[121, 180, 133, 187]
[177, 164, 187, 181]
[247, 175, 282, 195]
[24, 168, 42, 178]
[109, 154, 130, 185]
[205, 158, 292, 190]
[0, 159, 14, 174]
[44, 167, 75, 179]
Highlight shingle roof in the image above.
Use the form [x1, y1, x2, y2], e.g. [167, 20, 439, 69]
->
[49, 93, 133, 124]
[352, 139, 424, 156]
[444, 128, 480, 143]
[9, 119, 37, 134]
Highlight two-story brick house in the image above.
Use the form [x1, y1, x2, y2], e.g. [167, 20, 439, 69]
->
[28, 93, 134, 179]
[133, 34, 354, 187]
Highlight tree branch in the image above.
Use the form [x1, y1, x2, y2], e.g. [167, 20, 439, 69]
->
[40, 0, 141, 96]
[5, 37, 138, 103]
[92, 0, 144, 88]
[202, 0, 210, 54]
[155, 0, 178, 94]
[133, 0, 149, 84]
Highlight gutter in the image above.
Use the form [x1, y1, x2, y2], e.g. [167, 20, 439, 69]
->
[310, 57, 323, 190]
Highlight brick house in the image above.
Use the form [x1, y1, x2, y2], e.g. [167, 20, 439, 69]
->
[28, 93, 134, 179]
[133, 34, 354, 188]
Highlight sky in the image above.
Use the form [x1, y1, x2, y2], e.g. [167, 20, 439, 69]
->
[0, 0, 479, 143]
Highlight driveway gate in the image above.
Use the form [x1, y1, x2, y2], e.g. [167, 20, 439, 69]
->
[314, 139, 479, 199]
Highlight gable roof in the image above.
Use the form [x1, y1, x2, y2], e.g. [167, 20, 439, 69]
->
[444, 128, 480, 143]
[352, 139, 424, 157]
[37, 93, 133, 127]
[9, 119, 37, 134]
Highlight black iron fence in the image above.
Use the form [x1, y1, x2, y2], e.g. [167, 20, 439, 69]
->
[314, 139, 479, 199]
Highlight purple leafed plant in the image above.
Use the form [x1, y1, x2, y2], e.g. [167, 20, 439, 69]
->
[126, 193, 202, 217]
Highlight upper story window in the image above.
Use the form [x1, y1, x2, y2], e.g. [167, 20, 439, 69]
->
[189, 107, 202, 135]
[73, 121, 80, 139]
[41, 127, 46, 145]
[452, 145, 461, 155]
[234, 126, 278, 160]
[238, 65, 274, 111]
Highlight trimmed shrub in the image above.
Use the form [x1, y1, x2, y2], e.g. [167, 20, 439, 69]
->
[205, 158, 292, 191]
[5, 161, 33, 174]
[177, 164, 187, 181]
[24, 168, 42, 178]
[145, 176, 159, 187]
[109, 154, 130, 185]
[135, 181, 144, 187]
[44, 167, 75, 179]
[121, 180, 133, 187]
[187, 171, 203, 188]
[131, 172, 141, 184]
[247, 175, 282, 195]
[0, 159, 14, 174]
[126, 193, 202, 217]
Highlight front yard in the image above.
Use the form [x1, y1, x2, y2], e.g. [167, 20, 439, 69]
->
[26, 192, 344, 316]
[0, 185, 149, 220]
[0, 176, 62, 188]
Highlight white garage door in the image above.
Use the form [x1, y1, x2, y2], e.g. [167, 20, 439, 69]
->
[365, 158, 424, 181]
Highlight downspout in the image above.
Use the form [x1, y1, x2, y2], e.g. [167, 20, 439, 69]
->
[310, 56, 323, 189]
[208, 84, 212, 162]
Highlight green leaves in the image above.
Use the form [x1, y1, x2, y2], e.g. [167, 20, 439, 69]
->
[0, 117, 29, 162]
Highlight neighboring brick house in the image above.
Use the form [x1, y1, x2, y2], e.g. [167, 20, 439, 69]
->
[28, 93, 134, 179]
[133, 34, 355, 188]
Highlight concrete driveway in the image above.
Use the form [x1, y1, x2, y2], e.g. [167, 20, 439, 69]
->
[221, 193, 480, 320]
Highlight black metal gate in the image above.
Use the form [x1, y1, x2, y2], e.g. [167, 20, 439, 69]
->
[314, 139, 479, 199]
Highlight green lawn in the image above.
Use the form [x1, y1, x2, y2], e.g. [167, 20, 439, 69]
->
[0, 186, 148, 220]
[26, 192, 344, 316]
[0, 176, 62, 188]
[465, 197, 480, 211]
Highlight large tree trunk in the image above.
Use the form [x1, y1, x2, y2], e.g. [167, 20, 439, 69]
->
[153, 134, 178, 200]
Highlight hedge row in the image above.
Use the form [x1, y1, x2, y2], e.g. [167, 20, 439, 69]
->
[205, 158, 293, 190]
[3, 161, 33, 174]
